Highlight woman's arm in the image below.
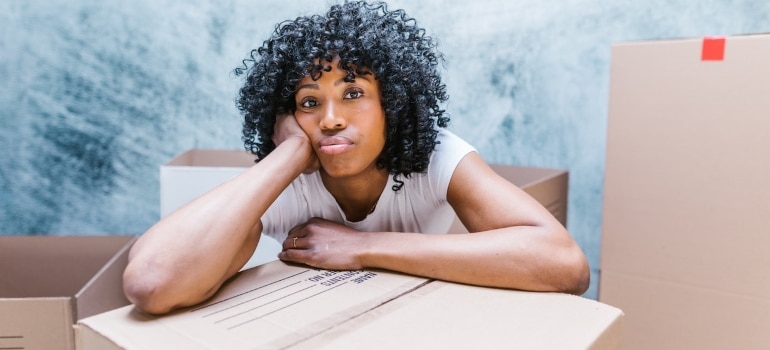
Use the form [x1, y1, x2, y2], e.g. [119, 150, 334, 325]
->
[124, 115, 316, 314]
[278, 152, 590, 294]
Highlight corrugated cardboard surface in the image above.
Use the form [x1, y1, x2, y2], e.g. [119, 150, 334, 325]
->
[77, 260, 622, 349]
[0, 236, 135, 350]
[600, 34, 770, 349]
[294, 279, 621, 350]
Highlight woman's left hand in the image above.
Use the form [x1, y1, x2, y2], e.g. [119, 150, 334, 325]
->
[279, 217, 370, 270]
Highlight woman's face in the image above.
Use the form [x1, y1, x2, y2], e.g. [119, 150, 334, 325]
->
[293, 60, 386, 179]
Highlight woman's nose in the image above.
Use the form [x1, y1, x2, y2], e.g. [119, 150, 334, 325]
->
[319, 101, 346, 130]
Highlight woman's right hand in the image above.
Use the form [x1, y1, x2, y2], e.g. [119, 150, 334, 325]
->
[273, 113, 320, 174]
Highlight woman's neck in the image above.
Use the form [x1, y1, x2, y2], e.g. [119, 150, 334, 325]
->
[320, 167, 389, 222]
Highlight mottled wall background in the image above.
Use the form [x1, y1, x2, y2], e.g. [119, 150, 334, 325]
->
[1, 0, 768, 299]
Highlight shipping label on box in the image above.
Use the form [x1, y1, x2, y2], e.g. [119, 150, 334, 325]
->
[77, 261, 430, 349]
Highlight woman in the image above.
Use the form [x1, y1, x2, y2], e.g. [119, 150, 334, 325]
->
[123, 1, 589, 315]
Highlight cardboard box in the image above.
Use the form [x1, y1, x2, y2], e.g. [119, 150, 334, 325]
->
[599, 34, 770, 349]
[160, 149, 569, 231]
[0, 235, 136, 350]
[76, 260, 623, 349]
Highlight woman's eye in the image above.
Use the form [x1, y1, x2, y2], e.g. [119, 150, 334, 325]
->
[299, 99, 318, 108]
[344, 90, 363, 99]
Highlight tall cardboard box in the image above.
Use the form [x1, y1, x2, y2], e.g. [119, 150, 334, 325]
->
[0, 235, 136, 350]
[600, 34, 770, 349]
[76, 260, 623, 349]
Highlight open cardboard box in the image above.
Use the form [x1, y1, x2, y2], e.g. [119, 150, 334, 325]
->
[600, 33, 770, 349]
[76, 260, 623, 349]
[0, 235, 136, 350]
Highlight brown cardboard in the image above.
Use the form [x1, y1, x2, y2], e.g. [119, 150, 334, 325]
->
[0, 235, 136, 350]
[599, 33, 770, 349]
[76, 260, 622, 349]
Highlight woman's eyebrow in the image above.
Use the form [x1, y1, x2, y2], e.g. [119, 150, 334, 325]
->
[333, 74, 373, 86]
[296, 73, 373, 91]
[296, 83, 319, 91]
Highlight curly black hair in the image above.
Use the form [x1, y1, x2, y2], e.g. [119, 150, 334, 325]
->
[234, 0, 450, 191]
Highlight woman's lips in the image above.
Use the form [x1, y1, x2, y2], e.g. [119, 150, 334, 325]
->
[318, 136, 354, 155]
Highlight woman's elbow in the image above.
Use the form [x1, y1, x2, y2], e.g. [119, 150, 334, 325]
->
[123, 269, 177, 315]
[560, 249, 591, 295]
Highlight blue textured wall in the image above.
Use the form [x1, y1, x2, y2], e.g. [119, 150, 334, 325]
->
[2, 0, 768, 299]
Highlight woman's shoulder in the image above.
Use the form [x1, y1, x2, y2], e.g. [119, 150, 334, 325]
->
[431, 128, 476, 166]
[408, 128, 477, 196]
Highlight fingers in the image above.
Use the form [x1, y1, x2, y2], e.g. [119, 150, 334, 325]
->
[272, 113, 305, 145]
[282, 235, 304, 251]
[272, 113, 320, 174]
[278, 247, 305, 263]
[278, 239, 316, 267]
[279, 235, 308, 265]
[282, 220, 314, 250]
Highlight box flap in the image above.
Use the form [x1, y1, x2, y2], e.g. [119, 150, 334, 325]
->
[165, 149, 254, 168]
[295, 280, 622, 349]
[74, 236, 136, 320]
[0, 236, 134, 298]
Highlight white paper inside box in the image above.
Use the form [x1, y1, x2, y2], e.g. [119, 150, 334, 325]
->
[0, 235, 135, 350]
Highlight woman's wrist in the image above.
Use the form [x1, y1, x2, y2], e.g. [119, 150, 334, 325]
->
[268, 135, 316, 174]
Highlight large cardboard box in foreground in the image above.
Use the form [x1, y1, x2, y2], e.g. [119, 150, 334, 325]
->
[160, 149, 569, 229]
[0, 235, 136, 350]
[76, 260, 623, 349]
[600, 34, 770, 349]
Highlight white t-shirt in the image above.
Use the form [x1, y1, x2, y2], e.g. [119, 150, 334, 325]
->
[261, 129, 476, 241]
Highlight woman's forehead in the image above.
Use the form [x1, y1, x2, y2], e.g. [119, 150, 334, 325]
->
[299, 57, 375, 80]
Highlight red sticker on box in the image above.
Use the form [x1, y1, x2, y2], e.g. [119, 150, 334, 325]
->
[701, 37, 726, 61]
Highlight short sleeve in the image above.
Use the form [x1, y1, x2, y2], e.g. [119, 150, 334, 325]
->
[428, 129, 477, 197]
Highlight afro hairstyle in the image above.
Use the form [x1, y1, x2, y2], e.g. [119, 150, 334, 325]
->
[235, 0, 450, 191]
